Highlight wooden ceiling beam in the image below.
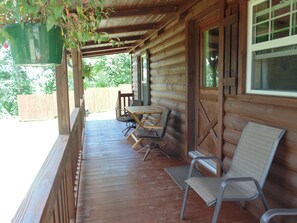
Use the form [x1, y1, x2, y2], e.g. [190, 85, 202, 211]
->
[110, 5, 178, 18]
[96, 23, 157, 34]
[81, 43, 134, 53]
[82, 48, 128, 58]
[130, 0, 202, 53]
[84, 35, 143, 46]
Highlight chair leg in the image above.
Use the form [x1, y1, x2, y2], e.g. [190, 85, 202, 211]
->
[158, 147, 170, 158]
[180, 184, 190, 220]
[258, 189, 270, 211]
[137, 145, 148, 153]
[212, 199, 222, 223]
[143, 147, 153, 161]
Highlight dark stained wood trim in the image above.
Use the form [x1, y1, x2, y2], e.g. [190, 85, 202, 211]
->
[55, 51, 70, 135]
[223, 77, 237, 87]
[230, 4, 239, 95]
[234, 94, 297, 109]
[110, 5, 178, 18]
[217, 0, 226, 176]
[221, 13, 238, 27]
[186, 20, 198, 157]
[238, 0, 248, 94]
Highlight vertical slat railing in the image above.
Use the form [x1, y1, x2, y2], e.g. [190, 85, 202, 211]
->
[116, 90, 134, 120]
[12, 102, 85, 223]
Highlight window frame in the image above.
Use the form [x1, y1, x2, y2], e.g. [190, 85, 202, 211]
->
[246, 0, 297, 97]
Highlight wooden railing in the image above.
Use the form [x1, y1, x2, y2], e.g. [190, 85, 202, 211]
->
[115, 90, 134, 120]
[12, 101, 85, 223]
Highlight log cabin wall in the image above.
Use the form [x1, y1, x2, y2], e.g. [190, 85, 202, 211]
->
[225, 0, 297, 220]
[131, 0, 221, 156]
[130, 0, 297, 220]
[131, 15, 187, 155]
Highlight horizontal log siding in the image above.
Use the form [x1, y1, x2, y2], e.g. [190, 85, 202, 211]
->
[223, 96, 297, 217]
[131, 20, 186, 155]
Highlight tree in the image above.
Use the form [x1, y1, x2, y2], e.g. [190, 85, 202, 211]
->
[0, 45, 34, 116]
[34, 67, 56, 94]
[83, 53, 131, 88]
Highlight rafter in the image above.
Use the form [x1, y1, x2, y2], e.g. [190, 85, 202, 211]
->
[81, 43, 134, 53]
[84, 35, 143, 47]
[130, 0, 201, 53]
[82, 48, 128, 58]
[96, 23, 157, 34]
[110, 5, 178, 18]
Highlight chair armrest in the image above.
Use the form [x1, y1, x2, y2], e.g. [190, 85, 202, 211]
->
[260, 209, 297, 223]
[188, 151, 226, 175]
[219, 177, 263, 201]
[221, 177, 260, 188]
[142, 125, 163, 130]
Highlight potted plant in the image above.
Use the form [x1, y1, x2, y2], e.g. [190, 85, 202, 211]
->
[0, 0, 113, 66]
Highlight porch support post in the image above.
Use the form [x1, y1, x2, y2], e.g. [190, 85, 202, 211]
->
[71, 48, 81, 107]
[55, 51, 70, 135]
[78, 50, 84, 100]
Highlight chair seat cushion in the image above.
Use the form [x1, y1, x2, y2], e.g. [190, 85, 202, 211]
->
[136, 128, 161, 138]
[117, 115, 134, 122]
[186, 177, 256, 206]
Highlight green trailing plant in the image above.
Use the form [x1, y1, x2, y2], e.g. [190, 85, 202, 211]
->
[0, 0, 114, 48]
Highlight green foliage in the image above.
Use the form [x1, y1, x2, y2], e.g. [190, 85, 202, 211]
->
[0, 46, 34, 115]
[35, 67, 56, 94]
[0, 0, 114, 48]
[84, 53, 131, 88]
[0, 50, 132, 117]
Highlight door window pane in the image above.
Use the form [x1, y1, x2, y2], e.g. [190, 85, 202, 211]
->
[202, 27, 219, 88]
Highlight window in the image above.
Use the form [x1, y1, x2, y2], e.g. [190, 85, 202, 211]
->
[202, 27, 219, 88]
[138, 50, 150, 105]
[247, 0, 297, 97]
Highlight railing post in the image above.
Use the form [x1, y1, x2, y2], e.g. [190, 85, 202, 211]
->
[55, 50, 70, 135]
[72, 48, 81, 108]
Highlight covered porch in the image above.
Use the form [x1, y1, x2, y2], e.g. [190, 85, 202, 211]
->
[76, 118, 257, 222]
[10, 0, 297, 222]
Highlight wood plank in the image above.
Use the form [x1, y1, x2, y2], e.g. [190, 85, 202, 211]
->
[96, 23, 157, 34]
[76, 118, 258, 223]
[110, 5, 178, 18]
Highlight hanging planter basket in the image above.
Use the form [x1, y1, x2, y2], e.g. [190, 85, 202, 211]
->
[6, 23, 64, 66]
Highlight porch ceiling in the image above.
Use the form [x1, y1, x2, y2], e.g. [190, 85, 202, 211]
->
[80, 0, 192, 58]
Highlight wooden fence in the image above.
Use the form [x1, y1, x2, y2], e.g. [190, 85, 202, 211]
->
[17, 84, 132, 121]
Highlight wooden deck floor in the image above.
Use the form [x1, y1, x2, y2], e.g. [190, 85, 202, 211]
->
[76, 119, 258, 223]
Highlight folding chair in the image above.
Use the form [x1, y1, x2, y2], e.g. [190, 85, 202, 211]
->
[180, 122, 285, 223]
[135, 107, 171, 161]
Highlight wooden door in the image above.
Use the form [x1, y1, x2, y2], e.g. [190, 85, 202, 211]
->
[195, 20, 220, 174]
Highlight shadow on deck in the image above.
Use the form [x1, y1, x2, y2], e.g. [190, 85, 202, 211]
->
[76, 118, 258, 223]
